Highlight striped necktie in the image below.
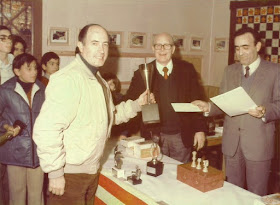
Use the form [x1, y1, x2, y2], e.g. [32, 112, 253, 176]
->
[245, 66, 250, 78]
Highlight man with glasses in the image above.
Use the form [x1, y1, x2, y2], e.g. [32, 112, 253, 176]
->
[125, 32, 207, 163]
[0, 25, 14, 205]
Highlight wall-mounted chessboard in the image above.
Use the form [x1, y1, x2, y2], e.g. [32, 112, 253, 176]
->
[229, 1, 280, 65]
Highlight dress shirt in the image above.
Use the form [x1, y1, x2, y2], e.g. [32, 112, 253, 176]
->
[0, 54, 14, 84]
[242, 56, 260, 77]
[156, 60, 173, 77]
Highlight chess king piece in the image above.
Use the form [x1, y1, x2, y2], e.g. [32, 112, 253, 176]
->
[191, 151, 197, 168]
[146, 135, 164, 177]
[127, 166, 142, 185]
[140, 62, 160, 124]
[196, 158, 202, 170]
[0, 120, 26, 146]
[203, 160, 209, 173]
[112, 146, 125, 178]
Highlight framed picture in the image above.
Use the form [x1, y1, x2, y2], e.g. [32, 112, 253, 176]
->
[214, 38, 228, 52]
[173, 35, 185, 50]
[49, 27, 69, 46]
[129, 32, 147, 48]
[190, 37, 203, 51]
[108, 31, 122, 48]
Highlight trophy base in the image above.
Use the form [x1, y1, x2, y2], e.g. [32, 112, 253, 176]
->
[127, 175, 142, 185]
[146, 160, 164, 177]
[112, 167, 125, 179]
[142, 104, 160, 124]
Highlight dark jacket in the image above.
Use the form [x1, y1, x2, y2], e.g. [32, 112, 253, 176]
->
[0, 77, 45, 168]
[125, 59, 207, 147]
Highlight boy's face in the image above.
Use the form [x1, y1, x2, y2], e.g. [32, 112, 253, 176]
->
[42, 58, 59, 75]
[0, 29, 12, 54]
[13, 42, 24, 57]
[14, 60, 38, 83]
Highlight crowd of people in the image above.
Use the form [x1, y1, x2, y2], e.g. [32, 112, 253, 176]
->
[0, 23, 279, 205]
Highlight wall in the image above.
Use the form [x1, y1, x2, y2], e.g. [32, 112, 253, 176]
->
[42, 0, 232, 87]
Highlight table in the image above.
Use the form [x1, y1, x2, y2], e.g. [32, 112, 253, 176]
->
[95, 139, 260, 205]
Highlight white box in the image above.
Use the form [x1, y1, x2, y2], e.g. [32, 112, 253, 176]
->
[134, 140, 154, 158]
[119, 136, 145, 148]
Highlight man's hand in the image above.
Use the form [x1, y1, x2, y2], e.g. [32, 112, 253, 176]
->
[248, 106, 266, 118]
[49, 176, 66, 196]
[192, 100, 210, 112]
[193, 132, 206, 150]
[3, 124, 20, 137]
[137, 90, 156, 106]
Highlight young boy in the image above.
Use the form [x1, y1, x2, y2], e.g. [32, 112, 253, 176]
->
[0, 53, 45, 205]
[40, 51, 60, 86]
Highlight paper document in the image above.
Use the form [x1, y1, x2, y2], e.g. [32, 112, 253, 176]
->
[171, 103, 202, 112]
[210, 86, 257, 117]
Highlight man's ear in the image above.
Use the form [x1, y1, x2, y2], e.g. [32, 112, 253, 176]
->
[13, 68, 20, 76]
[77, 41, 83, 53]
[171, 45, 176, 54]
[42, 64, 46, 71]
[256, 41, 262, 52]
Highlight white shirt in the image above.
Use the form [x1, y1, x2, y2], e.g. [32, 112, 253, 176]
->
[0, 54, 14, 84]
[156, 60, 173, 77]
[242, 56, 260, 77]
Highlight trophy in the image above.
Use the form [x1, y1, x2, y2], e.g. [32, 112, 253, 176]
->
[0, 120, 26, 145]
[112, 146, 125, 179]
[146, 134, 164, 177]
[140, 62, 160, 124]
[127, 166, 142, 185]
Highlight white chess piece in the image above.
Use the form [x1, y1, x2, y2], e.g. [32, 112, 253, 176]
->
[203, 160, 209, 173]
[196, 158, 202, 169]
[191, 151, 197, 167]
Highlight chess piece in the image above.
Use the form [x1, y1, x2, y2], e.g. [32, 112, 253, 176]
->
[127, 166, 142, 185]
[203, 160, 209, 173]
[112, 146, 125, 178]
[191, 151, 197, 168]
[196, 158, 202, 170]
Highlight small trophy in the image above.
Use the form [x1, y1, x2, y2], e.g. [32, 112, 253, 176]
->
[0, 120, 26, 145]
[112, 146, 125, 179]
[127, 166, 142, 185]
[146, 134, 164, 177]
[140, 61, 160, 124]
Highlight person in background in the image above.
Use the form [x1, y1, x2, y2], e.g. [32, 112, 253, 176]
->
[11, 35, 27, 57]
[0, 53, 45, 205]
[33, 24, 150, 205]
[0, 25, 14, 205]
[125, 32, 207, 163]
[40, 51, 60, 86]
[192, 27, 280, 196]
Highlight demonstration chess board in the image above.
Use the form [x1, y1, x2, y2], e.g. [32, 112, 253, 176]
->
[233, 3, 280, 64]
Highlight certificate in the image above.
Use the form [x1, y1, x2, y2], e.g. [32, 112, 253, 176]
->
[171, 103, 202, 112]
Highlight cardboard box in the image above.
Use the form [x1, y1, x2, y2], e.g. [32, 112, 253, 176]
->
[119, 136, 145, 148]
[177, 163, 224, 192]
[134, 140, 154, 158]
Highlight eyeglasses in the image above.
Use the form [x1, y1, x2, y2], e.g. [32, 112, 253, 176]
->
[0, 35, 12, 42]
[154, 44, 173, 50]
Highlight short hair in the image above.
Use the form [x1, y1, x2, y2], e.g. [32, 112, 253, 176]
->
[0, 25, 11, 33]
[78, 24, 108, 44]
[234, 27, 261, 45]
[41, 52, 60, 66]
[102, 72, 121, 93]
[13, 53, 37, 71]
[11, 35, 27, 54]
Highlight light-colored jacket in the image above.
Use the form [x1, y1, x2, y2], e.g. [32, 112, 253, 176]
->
[33, 55, 141, 178]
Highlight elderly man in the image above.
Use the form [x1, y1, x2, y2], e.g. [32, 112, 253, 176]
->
[125, 32, 207, 163]
[33, 24, 149, 205]
[193, 27, 280, 196]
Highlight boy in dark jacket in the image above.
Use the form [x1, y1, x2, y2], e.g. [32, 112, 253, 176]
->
[0, 53, 45, 205]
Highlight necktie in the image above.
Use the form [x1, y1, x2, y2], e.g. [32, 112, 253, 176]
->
[163, 67, 168, 80]
[245, 66, 250, 78]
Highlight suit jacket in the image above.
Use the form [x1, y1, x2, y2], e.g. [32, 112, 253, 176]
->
[125, 59, 207, 148]
[209, 59, 280, 161]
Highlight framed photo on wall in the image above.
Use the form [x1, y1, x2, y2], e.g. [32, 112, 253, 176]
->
[108, 31, 123, 48]
[214, 38, 228, 52]
[129, 32, 147, 48]
[49, 27, 69, 46]
[190, 37, 203, 51]
[173, 35, 185, 50]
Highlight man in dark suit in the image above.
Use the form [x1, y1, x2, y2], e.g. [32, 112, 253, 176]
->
[125, 32, 207, 163]
[193, 27, 280, 196]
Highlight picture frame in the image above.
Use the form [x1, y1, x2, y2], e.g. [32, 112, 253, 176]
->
[173, 35, 186, 50]
[214, 38, 228, 52]
[190, 37, 203, 51]
[128, 32, 147, 48]
[48, 27, 69, 46]
[108, 31, 123, 48]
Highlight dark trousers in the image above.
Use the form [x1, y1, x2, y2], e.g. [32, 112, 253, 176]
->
[47, 173, 100, 205]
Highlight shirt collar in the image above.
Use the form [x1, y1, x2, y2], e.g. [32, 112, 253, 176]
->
[79, 53, 99, 76]
[242, 56, 260, 76]
[0, 54, 14, 69]
[156, 60, 173, 76]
